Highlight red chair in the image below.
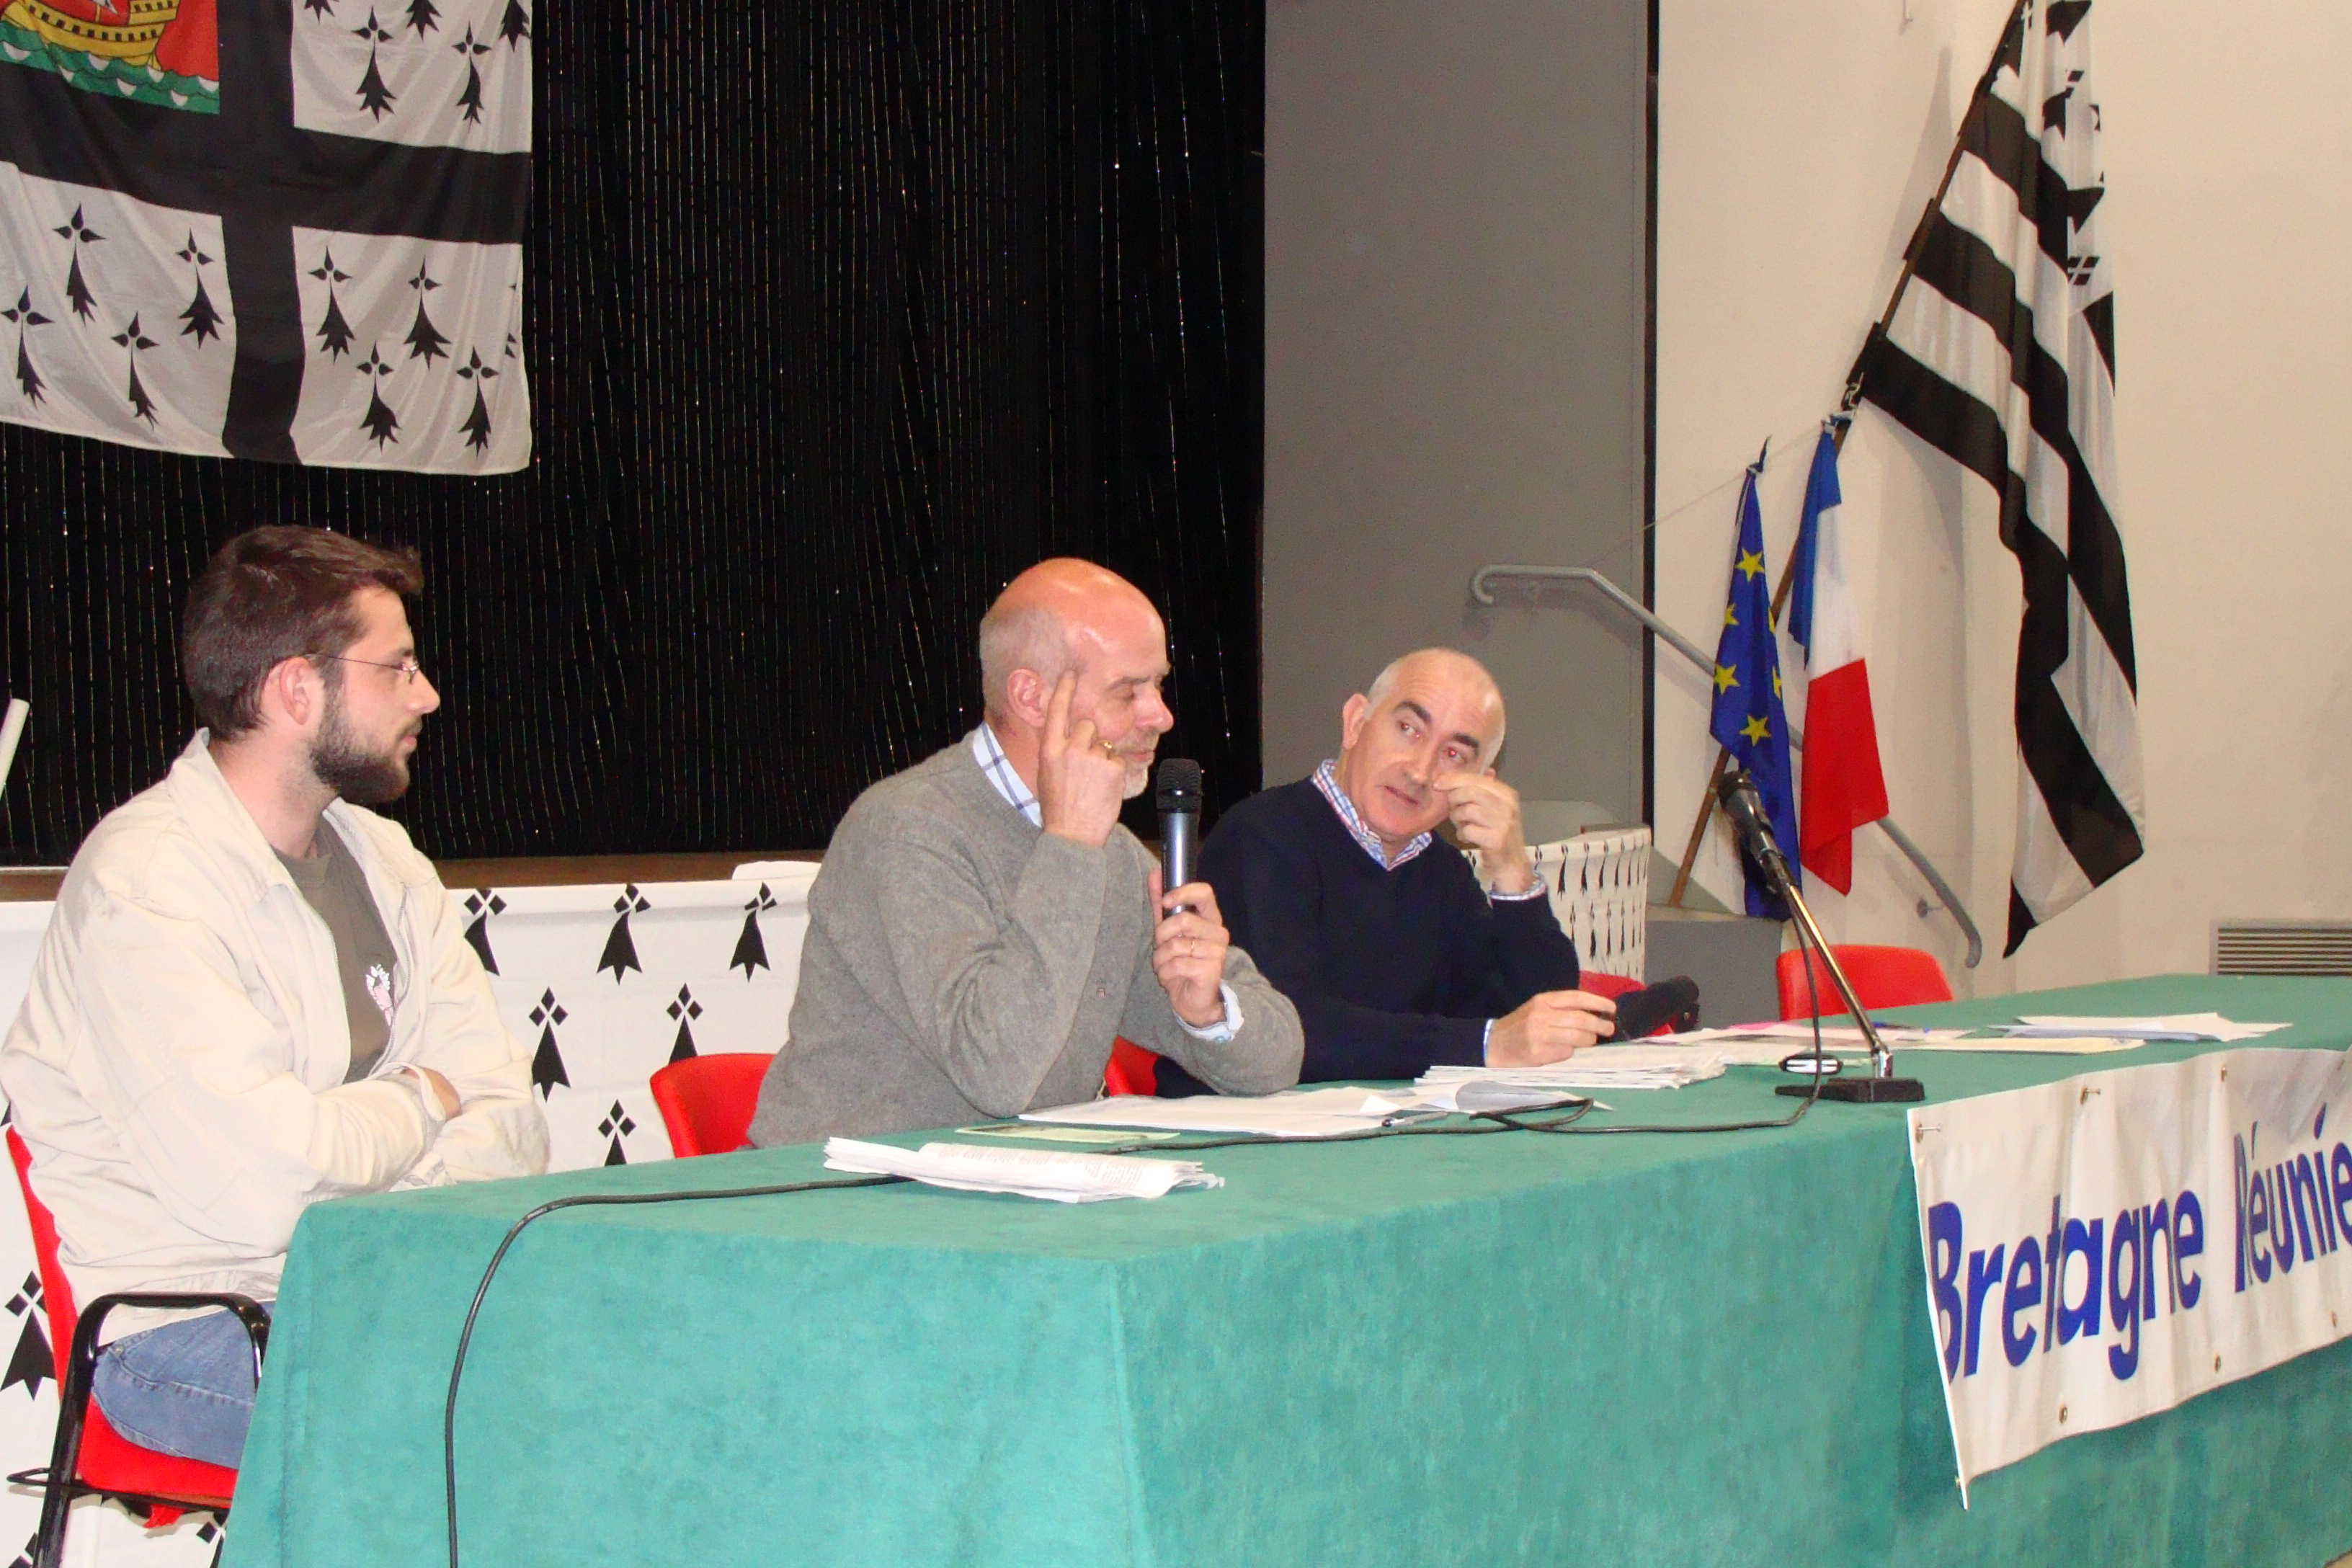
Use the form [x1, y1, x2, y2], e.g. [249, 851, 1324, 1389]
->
[6, 1128, 269, 1568]
[1104, 1037, 1159, 1097]
[1580, 971, 1692, 1037]
[649, 1052, 775, 1157]
[1581, 971, 1644, 1004]
[1776, 944, 1954, 1020]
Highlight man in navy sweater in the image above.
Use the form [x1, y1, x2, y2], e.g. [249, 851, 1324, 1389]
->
[1157, 649, 1618, 1092]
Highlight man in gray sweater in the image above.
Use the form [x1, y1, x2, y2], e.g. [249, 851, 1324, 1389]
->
[748, 559, 1303, 1144]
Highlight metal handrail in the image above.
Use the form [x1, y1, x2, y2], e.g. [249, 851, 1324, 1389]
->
[1469, 564, 1983, 968]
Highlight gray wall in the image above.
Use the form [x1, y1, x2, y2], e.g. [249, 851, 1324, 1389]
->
[1263, 0, 1651, 815]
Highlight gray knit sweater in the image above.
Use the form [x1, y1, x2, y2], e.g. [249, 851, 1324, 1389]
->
[747, 739, 1304, 1144]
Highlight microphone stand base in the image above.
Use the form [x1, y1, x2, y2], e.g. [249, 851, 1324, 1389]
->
[1776, 1075, 1925, 1104]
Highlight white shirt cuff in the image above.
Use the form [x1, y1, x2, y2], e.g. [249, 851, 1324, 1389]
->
[1489, 878, 1549, 902]
[389, 1064, 452, 1129]
[1177, 983, 1244, 1043]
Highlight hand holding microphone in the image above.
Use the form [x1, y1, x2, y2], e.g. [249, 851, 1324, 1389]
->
[1149, 759, 1227, 1028]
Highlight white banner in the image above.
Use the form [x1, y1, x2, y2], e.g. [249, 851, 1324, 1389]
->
[1909, 1047, 2352, 1494]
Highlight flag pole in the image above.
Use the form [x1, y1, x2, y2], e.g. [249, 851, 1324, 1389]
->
[1667, 441, 1776, 909]
[1667, 0, 2026, 910]
[1666, 513, 1811, 906]
[1838, 0, 2028, 422]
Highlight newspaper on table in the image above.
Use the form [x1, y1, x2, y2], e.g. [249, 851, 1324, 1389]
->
[823, 1138, 1221, 1201]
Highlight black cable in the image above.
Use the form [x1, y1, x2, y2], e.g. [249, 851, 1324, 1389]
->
[1092, 1100, 1599, 1156]
[444, 1173, 908, 1568]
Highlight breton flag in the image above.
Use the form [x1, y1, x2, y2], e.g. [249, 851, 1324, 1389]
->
[1710, 448, 1799, 919]
[1851, 0, 2143, 956]
[0, 0, 531, 472]
[1786, 422, 1889, 896]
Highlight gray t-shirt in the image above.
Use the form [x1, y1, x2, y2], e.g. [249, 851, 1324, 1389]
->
[277, 823, 399, 1082]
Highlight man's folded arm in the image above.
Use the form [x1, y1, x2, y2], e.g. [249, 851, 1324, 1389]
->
[875, 830, 1108, 1118]
[75, 891, 444, 1255]
[399, 875, 548, 1186]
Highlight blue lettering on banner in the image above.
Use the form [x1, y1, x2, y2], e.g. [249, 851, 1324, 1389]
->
[1933, 1185, 2206, 1385]
[2234, 1108, 2349, 1298]
[1932, 1102, 2340, 1391]
[2002, 1235, 2042, 1367]
[2175, 1192, 2204, 1310]
[1928, 1202, 1964, 1380]
[2057, 1216, 2103, 1345]
[2334, 1144, 2352, 1246]
[2107, 1207, 2141, 1378]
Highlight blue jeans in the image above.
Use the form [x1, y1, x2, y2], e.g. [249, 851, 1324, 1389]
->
[90, 1308, 267, 1470]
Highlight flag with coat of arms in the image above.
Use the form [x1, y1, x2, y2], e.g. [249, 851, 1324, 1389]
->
[1710, 446, 1799, 918]
[0, 0, 531, 472]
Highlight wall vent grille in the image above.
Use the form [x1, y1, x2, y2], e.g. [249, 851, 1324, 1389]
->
[2212, 920, 2352, 976]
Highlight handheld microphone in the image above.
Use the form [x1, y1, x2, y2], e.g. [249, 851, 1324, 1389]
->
[1156, 758, 1203, 902]
[1603, 974, 1701, 1042]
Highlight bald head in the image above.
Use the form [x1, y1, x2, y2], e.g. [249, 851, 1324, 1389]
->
[978, 558, 1174, 798]
[1332, 647, 1509, 852]
[979, 558, 1159, 721]
[1363, 649, 1506, 753]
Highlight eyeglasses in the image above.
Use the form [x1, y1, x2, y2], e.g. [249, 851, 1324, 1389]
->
[314, 653, 428, 686]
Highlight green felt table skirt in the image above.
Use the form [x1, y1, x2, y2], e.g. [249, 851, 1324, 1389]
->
[225, 976, 2352, 1567]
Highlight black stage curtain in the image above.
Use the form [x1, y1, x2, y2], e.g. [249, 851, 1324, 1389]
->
[0, 0, 1262, 863]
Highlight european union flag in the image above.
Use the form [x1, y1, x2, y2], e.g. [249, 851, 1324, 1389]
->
[1710, 447, 1799, 918]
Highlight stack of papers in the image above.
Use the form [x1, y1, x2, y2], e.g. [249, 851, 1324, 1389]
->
[1020, 1087, 1426, 1140]
[1642, 1023, 1972, 1066]
[2000, 1013, 2289, 1043]
[822, 1139, 1221, 1202]
[1419, 1042, 1729, 1094]
[1901, 1035, 2147, 1056]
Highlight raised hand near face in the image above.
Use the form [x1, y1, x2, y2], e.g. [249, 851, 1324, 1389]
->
[1435, 767, 1535, 896]
[1035, 670, 1131, 847]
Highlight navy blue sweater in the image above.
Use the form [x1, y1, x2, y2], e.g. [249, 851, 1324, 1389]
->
[1156, 777, 1582, 1092]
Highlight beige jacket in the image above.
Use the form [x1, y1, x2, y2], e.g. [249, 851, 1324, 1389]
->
[0, 734, 547, 1322]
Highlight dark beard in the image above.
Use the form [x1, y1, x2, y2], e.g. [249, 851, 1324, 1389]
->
[309, 698, 414, 806]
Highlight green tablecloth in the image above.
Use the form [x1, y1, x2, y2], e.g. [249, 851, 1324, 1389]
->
[225, 976, 2352, 1567]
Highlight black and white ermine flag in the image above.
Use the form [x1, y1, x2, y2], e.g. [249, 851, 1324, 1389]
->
[1854, 0, 2144, 956]
[0, 0, 530, 472]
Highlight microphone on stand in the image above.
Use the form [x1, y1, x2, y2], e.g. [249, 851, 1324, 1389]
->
[1156, 759, 1203, 910]
[1716, 768, 1924, 1105]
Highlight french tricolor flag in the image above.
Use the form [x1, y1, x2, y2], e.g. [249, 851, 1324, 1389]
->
[1786, 423, 1889, 894]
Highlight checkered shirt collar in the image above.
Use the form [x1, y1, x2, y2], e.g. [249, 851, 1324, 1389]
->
[971, 724, 1042, 827]
[1311, 759, 1430, 870]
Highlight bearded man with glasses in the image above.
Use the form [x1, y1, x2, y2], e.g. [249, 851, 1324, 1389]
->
[0, 526, 547, 1470]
